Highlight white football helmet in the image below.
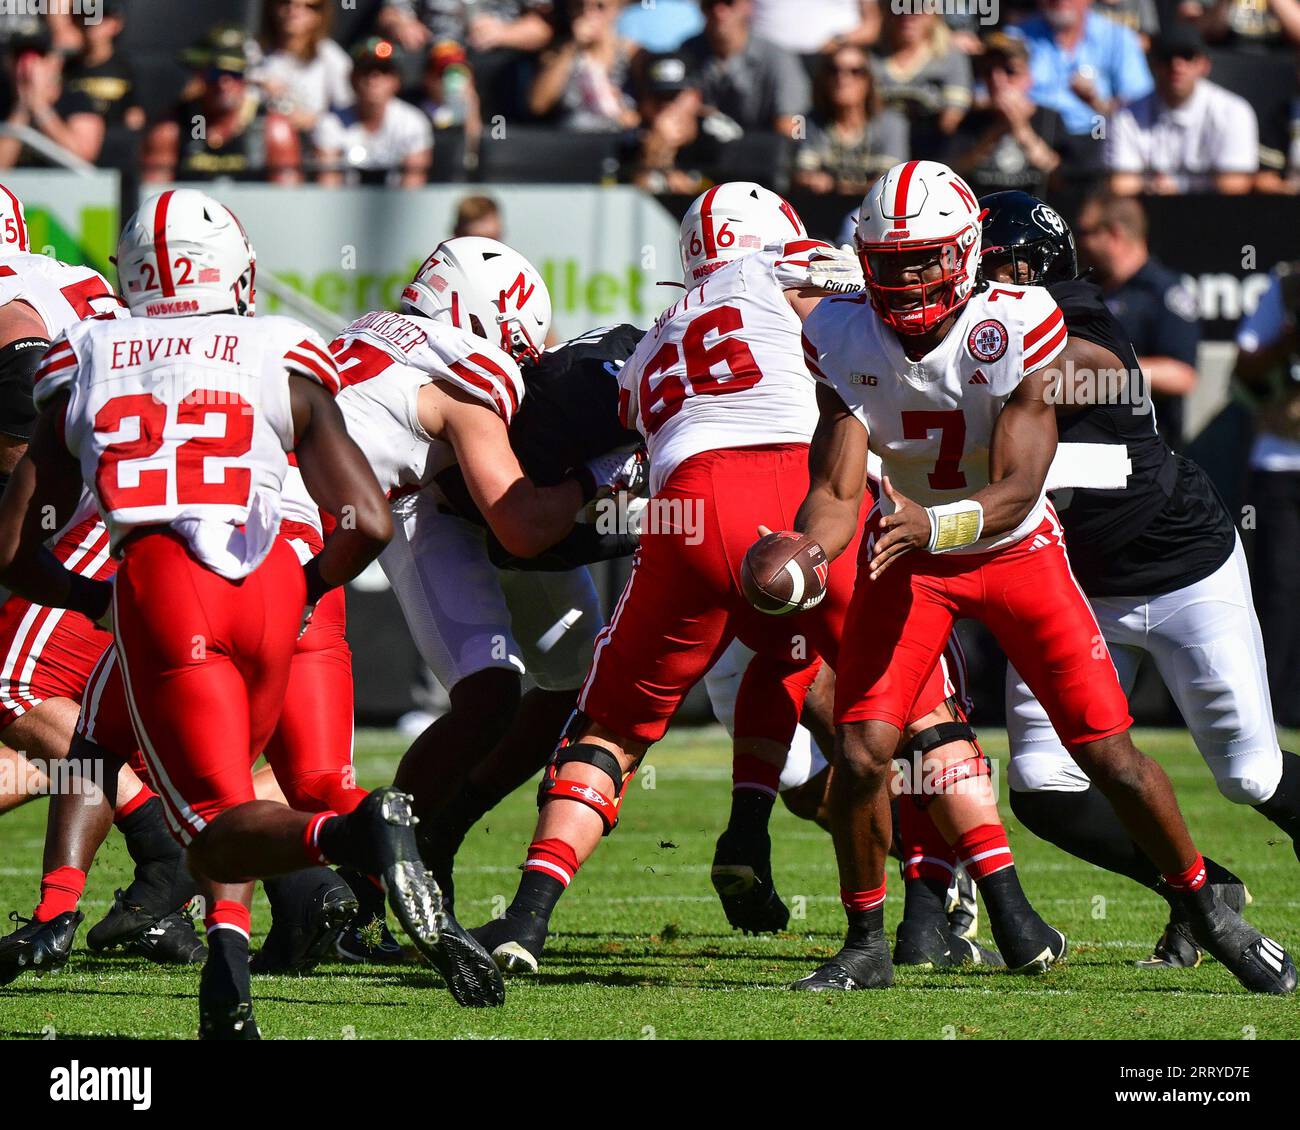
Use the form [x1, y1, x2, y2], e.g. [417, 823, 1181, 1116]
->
[0, 182, 29, 253]
[401, 237, 551, 364]
[115, 189, 256, 319]
[855, 160, 983, 335]
[679, 182, 807, 284]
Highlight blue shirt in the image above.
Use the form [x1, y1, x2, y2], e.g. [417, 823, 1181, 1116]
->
[618, 0, 704, 52]
[1011, 12, 1153, 135]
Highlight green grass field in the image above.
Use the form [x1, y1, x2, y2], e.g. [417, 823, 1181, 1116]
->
[1, 727, 1297, 1040]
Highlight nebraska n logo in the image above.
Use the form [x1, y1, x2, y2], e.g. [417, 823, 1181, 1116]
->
[497, 271, 535, 312]
[969, 369, 989, 385]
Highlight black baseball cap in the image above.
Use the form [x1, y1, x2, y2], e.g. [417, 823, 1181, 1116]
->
[1151, 23, 1207, 60]
[642, 52, 695, 97]
[183, 25, 251, 74]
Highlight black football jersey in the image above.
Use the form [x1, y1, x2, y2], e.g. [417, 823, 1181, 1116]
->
[1047, 279, 1235, 597]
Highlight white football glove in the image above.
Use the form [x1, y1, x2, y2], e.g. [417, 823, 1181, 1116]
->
[804, 245, 866, 294]
[579, 447, 649, 502]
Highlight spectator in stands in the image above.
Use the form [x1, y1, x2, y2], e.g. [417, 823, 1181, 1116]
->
[1011, 0, 1153, 136]
[1106, 23, 1259, 194]
[453, 194, 505, 238]
[619, 0, 705, 52]
[314, 38, 433, 188]
[793, 46, 908, 195]
[0, 21, 106, 167]
[528, 0, 639, 130]
[753, 0, 882, 55]
[1234, 261, 1300, 724]
[61, 0, 143, 134]
[872, 7, 972, 156]
[1076, 192, 1200, 448]
[679, 0, 811, 138]
[420, 40, 481, 132]
[141, 25, 301, 185]
[378, 0, 555, 119]
[1094, 0, 1159, 43]
[947, 31, 1066, 196]
[253, 0, 354, 136]
[625, 50, 709, 193]
[1193, 0, 1300, 51]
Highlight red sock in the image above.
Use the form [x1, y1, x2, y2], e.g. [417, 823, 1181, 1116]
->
[113, 784, 155, 822]
[34, 866, 86, 922]
[523, 838, 580, 888]
[302, 811, 337, 865]
[732, 752, 782, 797]
[204, 899, 251, 939]
[897, 801, 957, 884]
[953, 823, 1014, 882]
[1163, 853, 1207, 892]
[840, 881, 887, 913]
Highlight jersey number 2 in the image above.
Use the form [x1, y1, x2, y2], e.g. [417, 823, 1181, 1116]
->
[901, 409, 967, 490]
[94, 393, 254, 510]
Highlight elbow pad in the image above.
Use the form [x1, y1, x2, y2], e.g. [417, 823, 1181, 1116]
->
[0, 336, 52, 441]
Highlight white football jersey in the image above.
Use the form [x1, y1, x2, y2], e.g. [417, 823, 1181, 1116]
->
[0, 250, 124, 338]
[332, 309, 525, 500]
[33, 314, 340, 578]
[803, 282, 1068, 552]
[622, 242, 827, 495]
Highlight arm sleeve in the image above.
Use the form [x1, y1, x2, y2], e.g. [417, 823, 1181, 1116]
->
[487, 521, 639, 571]
[0, 335, 51, 440]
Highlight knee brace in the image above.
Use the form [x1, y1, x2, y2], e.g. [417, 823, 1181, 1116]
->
[895, 718, 988, 809]
[538, 718, 633, 834]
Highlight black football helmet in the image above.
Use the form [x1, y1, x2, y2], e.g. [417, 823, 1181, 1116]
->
[978, 190, 1078, 286]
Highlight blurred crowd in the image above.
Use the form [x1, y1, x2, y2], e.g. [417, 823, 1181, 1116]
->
[0, 0, 1297, 193]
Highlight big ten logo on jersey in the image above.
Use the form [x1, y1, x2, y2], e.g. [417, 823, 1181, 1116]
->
[638, 303, 762, 434]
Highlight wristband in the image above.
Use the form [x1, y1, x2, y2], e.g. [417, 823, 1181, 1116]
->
[926, 500, 984, 552]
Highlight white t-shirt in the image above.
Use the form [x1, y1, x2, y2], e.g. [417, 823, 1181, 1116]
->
[253, 39, 354, 121]
[752, 0, 864, 54]
[1106, 79, 1259, 191]
[314, 99, 433, 173]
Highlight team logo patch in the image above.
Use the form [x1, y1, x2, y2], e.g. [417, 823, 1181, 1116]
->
[967, 319, 1008, 362]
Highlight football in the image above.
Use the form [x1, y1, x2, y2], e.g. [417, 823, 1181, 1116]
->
[740, 530, 830, 615]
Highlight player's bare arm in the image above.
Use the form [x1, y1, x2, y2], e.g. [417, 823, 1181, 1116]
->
[1047, 334, 1129, 414]
[794, 383, 870, 562]
[869, 367, 1058, 581]
[290, 374, 393, 600]
[0, 395, 108, 618]
[422, 381, 585, 559]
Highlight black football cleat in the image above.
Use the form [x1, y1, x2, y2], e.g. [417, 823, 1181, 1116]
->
[894, 917, 1003, 969]
[791, 930, 893, 991]
[471, 913, 548, 976]
[946, 866, 979, 941]
[87, 889, 157, 953]
[130, 906, 206, 965]
[1171, 887, 1296, 995]
[335, 788, 504, 1006]
[0, 910, 84, 986]
[336, 915, 406, 964]
[199, 1002, 261, 1041]
[710, 828, 790, 935]
[251, 875, 357, 975]
[987, 910, 1067, 975]
[1137, 880, 1250, 971]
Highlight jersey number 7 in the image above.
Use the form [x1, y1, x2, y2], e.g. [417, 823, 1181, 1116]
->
[94, 393, 254, 510]
[901, 409, 967, 490]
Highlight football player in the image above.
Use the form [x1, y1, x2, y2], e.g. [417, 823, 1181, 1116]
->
[0, 182, 202, 979]
[979, 190, 1300, 969]
[791, 159, 1293, 994]
[471, 183, 1040, 977]
[327, 239, 644, 949]
[0, 189, 503, 1036]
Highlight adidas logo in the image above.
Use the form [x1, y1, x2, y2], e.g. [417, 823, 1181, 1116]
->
[969, 369, 989, 385]
[1257, 935, 1287, 973]
[1029, 534, 1051, 551]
